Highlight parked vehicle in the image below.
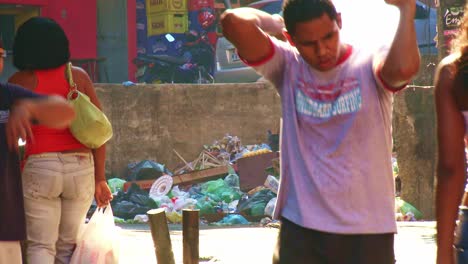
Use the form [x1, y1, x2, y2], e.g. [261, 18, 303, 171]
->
[213, 0, 437, 83]
[184, 30, 216, 77]
[133, 52, 214, 84]
[134, 32, 215, 84]
[133, 54, 185, 84]
[214, 0, 281, 83]
[414, 0, 437, 55]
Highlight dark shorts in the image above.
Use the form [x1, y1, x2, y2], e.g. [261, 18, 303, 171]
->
[272, 217, 395, 264]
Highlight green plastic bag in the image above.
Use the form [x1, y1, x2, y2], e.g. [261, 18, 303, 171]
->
[395, 197, 423, 220]
[107, 178, 126, 193]
[196, 198, 216, 215]
[201, 179, 241, 203]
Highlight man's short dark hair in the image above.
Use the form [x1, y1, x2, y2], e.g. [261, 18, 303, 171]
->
[13, 17, 70, 70]
[283, 0, 338, 36]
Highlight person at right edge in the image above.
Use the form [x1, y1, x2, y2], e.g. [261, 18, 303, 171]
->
[8, 17, 113, 263]
[221, 0, 420, 263]
[434, 2, 468, 264]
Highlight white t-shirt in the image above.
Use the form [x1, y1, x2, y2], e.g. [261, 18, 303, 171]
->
[250, 37, 400, 234]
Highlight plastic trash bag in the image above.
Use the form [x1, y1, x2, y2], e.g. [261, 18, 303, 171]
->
[202, 179, 241, 203]
[395, 197, 423, 220]
[238, 189, 276, 216]
[224, 173, 240, 189]
[264, 175, 279, 194]
[112, 201, 151, 220]
[126, 160, 172, 181]
[215, 214, 249, 225]
[107, 178, 126, 194]
[195, 196, 217, 215]
[171, 186, 190, 199]
[174, 197, 197, 211]
[71, 206, 120, 264]
[264, 197, 277, 217]
[151, 195, 172, 208]
[133, 214, 149, 223]
[202, 179, 225, 193]
[166, 211, 183, 223]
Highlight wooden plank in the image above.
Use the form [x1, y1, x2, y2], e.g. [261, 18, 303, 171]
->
[173, 165, 229, 185]
[123, 166, 229, 192]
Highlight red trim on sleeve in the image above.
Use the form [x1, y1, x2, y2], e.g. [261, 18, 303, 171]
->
[376, 66, 408, 93]
[239, 36, 276, 67]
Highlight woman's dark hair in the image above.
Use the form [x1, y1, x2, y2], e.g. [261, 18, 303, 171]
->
[283, 0, 338, 36]
[13, 17, 70, 70]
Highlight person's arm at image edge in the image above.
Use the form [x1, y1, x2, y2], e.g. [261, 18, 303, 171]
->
[379, 0, 421, 88]
[7, 95, 75, 151]
[435, 62, 466, 264]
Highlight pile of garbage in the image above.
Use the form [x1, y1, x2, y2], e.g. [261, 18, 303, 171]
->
[105, 166, 279, 226]
[99, 137, 422, 225]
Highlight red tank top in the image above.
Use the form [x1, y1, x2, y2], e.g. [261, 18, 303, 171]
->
[25, 64, 86, 156]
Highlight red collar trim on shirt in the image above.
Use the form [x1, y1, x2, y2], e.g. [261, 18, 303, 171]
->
[239, 36, 276, 67]
[335, 44, 353, 66]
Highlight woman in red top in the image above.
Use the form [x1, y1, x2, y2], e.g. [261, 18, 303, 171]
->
[8, 17, 112, 263]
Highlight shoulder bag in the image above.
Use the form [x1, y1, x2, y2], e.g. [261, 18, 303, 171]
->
[66, 62, 113, 149]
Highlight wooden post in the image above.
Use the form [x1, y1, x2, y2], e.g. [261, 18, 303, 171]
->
[183, 209, 199, 264]
[147, 209, 175, 264]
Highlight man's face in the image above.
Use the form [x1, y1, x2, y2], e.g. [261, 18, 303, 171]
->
[291, 13, 343, 72]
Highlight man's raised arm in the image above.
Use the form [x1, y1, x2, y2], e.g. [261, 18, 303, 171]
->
[379, 0, 421, 88]
[221, 7, 284, 63]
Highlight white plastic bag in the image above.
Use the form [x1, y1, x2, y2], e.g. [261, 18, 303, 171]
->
[264, 197, 277, 217]
[70, 206, 120, 264]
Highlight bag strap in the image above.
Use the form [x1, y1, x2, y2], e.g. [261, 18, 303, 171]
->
[65, 62, 77, 89]
[65, 62, 79, 100]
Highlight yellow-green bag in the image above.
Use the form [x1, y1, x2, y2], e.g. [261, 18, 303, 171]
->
[66, 62, 113, 149]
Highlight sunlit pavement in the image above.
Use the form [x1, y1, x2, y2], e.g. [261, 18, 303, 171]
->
[117, 222, 437, 264]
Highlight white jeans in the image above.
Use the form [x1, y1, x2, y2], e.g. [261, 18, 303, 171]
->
[22, 152, 95, 264]
[0, 241, 22, 264]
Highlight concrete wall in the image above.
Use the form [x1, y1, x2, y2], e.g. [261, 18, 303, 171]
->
[392, 54, 438, 220]
[95, 83, 282, 178]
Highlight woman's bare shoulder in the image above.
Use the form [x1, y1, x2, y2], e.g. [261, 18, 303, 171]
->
[70, 66, 94, 90]
[438, 53, 460, 72]
[71, 66, 92, 82]
[435, 53, 462, 87]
